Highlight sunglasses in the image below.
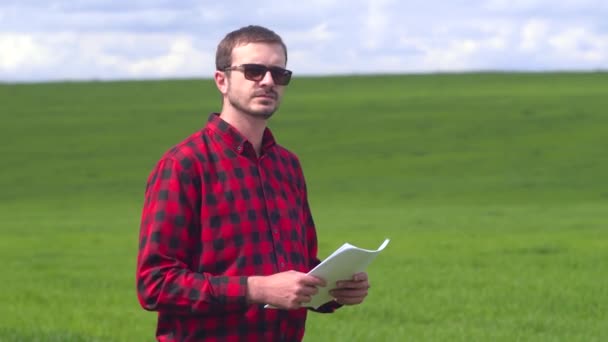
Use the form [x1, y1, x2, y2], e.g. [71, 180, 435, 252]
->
[223, 63, 292, 86]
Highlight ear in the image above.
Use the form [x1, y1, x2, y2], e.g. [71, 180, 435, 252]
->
[214, 70, 229, 95]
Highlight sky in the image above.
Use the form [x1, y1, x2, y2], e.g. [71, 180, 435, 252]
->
[1, 0, 607, 82]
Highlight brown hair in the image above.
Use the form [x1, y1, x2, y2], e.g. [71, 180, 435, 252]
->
[215, 25, 288, 70]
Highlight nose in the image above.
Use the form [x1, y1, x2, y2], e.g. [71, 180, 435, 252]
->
[259, 70, 275, 86]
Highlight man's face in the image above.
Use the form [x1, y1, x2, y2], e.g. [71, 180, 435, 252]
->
[224, 42, 287, 119]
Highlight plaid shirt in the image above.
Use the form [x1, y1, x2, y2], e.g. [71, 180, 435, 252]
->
[137, 113, 340, 342]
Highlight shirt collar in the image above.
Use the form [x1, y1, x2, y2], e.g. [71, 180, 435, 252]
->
[205, 113, 276, 155]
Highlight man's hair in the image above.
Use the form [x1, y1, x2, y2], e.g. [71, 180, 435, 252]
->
[215, 25, 287, 70]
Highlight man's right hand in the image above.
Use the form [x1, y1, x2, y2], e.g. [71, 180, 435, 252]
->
[246, 270, 326, 310]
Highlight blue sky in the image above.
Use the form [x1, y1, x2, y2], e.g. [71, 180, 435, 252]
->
[1, 0, 607, 81]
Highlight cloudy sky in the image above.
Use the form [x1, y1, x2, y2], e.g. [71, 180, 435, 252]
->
[1, 0, 607, 82]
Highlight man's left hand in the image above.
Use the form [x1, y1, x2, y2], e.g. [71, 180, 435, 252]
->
[329, 272, 370, 305]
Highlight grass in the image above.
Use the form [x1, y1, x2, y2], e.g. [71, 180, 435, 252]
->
[0, 72, 607, 341]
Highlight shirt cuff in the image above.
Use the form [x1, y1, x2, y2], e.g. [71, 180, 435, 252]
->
[217, 276, 249, 306]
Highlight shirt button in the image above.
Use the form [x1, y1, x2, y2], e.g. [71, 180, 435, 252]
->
[236, 146, 242, 152]
[280, 262, 285, 268]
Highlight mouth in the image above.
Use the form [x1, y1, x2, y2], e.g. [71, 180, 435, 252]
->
[256, 96, 276, 102]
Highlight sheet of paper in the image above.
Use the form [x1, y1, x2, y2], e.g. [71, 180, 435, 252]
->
[264, 238, 390, 309]
[306, 238, 390, 309]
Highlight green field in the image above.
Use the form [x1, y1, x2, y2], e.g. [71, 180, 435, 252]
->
[1, 72, 607, 341]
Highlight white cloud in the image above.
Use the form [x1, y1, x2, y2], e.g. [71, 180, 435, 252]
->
[0, 34, 55, 70]
[483, 0, 608, 13]
[1, 0, 607, 81]
[195, 6, 226, 24]
[519, 19, 550, 51]
[0, 31, 214, 80]
[284, 23, 335, 46]
[362, 0, 394, 49]
[419, 40, 479, 71]
[126, 36, 214, 77]
[549, 27, 607, 63]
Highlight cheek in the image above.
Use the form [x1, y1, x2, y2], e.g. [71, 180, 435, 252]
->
[226, 85, 240, 100]
[229, 80, 253, 97]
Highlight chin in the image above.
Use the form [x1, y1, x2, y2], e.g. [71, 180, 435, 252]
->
[250, 106, 278, 118]
[251, 110, 275, 119]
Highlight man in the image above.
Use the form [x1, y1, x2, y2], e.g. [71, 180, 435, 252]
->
[136, 25, 370, 341]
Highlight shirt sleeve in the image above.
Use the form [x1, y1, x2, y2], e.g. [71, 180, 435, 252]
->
[136, 156, 249, 314]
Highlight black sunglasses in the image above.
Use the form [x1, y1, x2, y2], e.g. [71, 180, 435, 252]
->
[223, 63, 292, 86]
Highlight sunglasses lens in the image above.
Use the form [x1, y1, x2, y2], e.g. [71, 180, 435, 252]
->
[239, 64, 292, 85]
[243, 65, 266, 81]
[270, 68, 292, 85]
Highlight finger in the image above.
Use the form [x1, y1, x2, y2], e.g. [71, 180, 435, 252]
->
[307, 285, 319, 296]
[336, 280, 370, 289]
[334, 296, 365, 305]
[293, 296, 312, 309]
[302, 275, 326, 287]
[297, 285, 319, 296]
[352, 272, 368, 281]
[330, 288, 368, 298]
[288, 295, 309, 310]
[298, 294, 312, 304]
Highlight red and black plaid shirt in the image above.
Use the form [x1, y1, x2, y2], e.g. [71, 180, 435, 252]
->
[137, 113, 339, 341]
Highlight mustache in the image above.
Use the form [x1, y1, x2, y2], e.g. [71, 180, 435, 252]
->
[253, 90, 278, 99]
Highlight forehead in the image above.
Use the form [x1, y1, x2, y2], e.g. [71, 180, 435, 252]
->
[231, 42, 286, 67]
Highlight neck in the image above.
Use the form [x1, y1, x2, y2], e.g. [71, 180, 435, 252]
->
[219, 109, 267, 156]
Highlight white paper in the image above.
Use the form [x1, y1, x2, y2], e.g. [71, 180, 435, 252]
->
[306, 238, 390, 309]
[264, 238, 390, 309]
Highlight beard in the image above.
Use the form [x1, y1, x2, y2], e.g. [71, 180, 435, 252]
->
[227, 87, 280, 119]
